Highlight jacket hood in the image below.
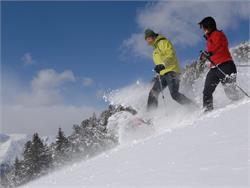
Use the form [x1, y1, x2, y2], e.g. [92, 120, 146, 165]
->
[153, 34, 166, 48]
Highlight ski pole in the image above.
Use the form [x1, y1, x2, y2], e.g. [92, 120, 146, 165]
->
[200, 50, 250, 98]
[157, 73, 168, 115]
[157, 73, 165, 100]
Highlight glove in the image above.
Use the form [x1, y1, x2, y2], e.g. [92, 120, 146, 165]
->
[154, 64, 165, 74]
[199, 53, 207, 61]
[200, 51, 213, 61]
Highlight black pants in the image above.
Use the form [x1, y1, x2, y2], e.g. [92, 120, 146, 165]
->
[203, 61, 240, 111]
[147, 71, 193, 110]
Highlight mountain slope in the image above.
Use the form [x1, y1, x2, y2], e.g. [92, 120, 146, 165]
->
[0, 134, 54, 169]
[0, 134, 29, 166]
[19, 41, 250, 188]
[22, 100, 249, 188]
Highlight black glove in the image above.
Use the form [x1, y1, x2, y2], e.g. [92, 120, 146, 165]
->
[154, 64, 165, 74]
[200, 50, 213, 61]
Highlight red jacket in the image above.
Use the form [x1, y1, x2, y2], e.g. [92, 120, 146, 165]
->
[206, 30, 232, 66]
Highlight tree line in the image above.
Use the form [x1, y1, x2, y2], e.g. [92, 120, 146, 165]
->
[0, 105, 135, 187]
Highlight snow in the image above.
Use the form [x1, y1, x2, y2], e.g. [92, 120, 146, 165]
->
[16, 42, 250, 187]
[22, 100, 249, 188]
[0, 133, 29, 165]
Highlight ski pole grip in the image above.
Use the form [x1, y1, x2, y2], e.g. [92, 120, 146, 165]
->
[200, 50, 210, 58]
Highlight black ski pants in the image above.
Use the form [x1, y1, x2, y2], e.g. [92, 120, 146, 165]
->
[147, 71, 192, 110]
[203, 61, 240, 111]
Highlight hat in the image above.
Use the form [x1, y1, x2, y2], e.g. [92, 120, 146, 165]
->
[144, 29, 157, 40]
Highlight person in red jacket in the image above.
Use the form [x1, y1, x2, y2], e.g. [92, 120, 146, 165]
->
[199, 16, 241, 112]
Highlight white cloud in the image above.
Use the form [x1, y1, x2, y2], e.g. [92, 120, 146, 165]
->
[121, 33, 152, 60]
[1, 69, 101, 136]
[2, 104, 98, 136]
[122, 1, 249, 59]
[17, 69, 75, 106]
[31, 69, 75, 91]
[82, 77, 94, 87]
[22, 53, 34, 65]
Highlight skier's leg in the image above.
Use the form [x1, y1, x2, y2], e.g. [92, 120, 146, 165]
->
[219, 62, 243, 101]
[203, 69, 220, 111]
[147, 79, 161, 110]
[222, 73, 243, 100]
[166, 72, 193, 105]
[147, 75, 167, 111]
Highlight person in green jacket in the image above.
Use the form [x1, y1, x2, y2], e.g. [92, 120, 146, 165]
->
[145, 29, 193, 110]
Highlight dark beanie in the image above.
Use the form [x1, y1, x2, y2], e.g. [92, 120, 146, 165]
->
[144, 29, 157, 40]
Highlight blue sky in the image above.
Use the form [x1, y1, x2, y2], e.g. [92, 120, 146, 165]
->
[2, 1, 149, 107]
[2, 1, 249, 106]
[1, 1, 249, 135]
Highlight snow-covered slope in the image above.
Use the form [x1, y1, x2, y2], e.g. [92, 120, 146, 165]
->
[0, 134, 29, 166]
[22, 100, 249, 188]
[22, 42, 250, 188]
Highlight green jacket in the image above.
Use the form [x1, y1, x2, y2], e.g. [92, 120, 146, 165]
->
[152, 35, 181, 75]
